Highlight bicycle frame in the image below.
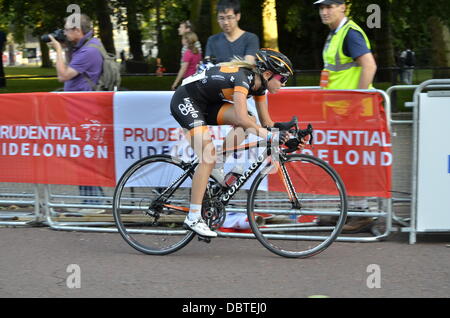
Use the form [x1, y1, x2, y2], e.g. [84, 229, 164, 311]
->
[220, 146, 269, 203]
[157, 139, 298, 213]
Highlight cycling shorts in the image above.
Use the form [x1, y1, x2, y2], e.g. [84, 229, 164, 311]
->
[170, 85, 232, 133]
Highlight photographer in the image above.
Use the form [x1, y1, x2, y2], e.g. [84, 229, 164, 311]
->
[47, 13, 105, 212]
[47, 13, 103, 91]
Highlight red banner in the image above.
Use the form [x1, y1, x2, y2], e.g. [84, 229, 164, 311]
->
[0, 90, 391, 198]
[268, 89, 392, 198]
[0, 92, 116, 186]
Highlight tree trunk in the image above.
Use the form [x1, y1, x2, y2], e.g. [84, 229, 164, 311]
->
[95, 0, 116, 55]
[156, 0, 162, 50]
[125, 0, 144, 61]
[428, 16, 450, 78]
[372, 0, 395, 82]
[39, 39, 52, 68]
[0, 55, 5, 88]
[262, 0, 279, 49]
[0, 31, 5, 87]
[190, 0, 203, 31]
[210, 0, 220, 35]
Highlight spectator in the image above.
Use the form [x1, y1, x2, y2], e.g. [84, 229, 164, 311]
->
[0, 30, 6, 88]
[120, 49, 126, 73]
[178, 20, 202, 62]
[172, 32, 202, 90]
[48, 13, 105, 213]
[314, 0, 377, 233]
[399, 48, 415, 85]
[205, 0, 259, 64]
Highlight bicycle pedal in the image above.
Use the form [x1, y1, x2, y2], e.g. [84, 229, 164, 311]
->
[197, 235, 212, 243]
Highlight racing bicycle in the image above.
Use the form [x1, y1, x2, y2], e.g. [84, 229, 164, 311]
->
[112, 117, 348, 258]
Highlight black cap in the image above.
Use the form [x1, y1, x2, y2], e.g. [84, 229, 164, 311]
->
[313, 0, 345, 5]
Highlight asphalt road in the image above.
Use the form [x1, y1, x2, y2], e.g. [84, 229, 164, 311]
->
[0, 227, 449, 298]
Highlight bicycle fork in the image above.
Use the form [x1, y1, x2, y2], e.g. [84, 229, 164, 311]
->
[274, 157, 302, 210]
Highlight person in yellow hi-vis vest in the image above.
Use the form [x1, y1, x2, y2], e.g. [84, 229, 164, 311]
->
[314, 0, 378, 233]
[315, 0, 377, 90]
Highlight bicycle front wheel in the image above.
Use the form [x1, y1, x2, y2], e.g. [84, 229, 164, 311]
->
[113, 155, 195, 255]
[247, 154, 347, 258]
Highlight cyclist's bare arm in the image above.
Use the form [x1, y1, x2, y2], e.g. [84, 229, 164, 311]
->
[233, 91, 269, 139]
[254, 97, 275, 128]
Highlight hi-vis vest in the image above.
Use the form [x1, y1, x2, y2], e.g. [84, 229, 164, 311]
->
[321, 20, 373, 89]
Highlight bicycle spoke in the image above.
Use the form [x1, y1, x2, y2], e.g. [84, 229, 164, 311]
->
[248, 154, 347, 258]
[113, 156, 195, 255]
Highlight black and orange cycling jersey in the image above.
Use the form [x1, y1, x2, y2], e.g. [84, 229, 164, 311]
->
[170, 66, 266, 133]
[183, 65, 266, 104]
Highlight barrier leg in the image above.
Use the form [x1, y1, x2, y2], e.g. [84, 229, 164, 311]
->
[0, 183, 41, 226]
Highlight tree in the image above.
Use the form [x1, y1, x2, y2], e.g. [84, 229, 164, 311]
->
[276, 0, 326, 70]
[124, 0, 144, 61]
[349, 0, 396, 82]
[190, 0, 203, 30]
[428, 16, 450, 78]
[95, 0, 116, 55]
[262, 0, 279, 49]
[0, 29, 6, 87]
[1, 0, 114, 67]
[2, 0, 75, 67]
[210, 0, 220, 35]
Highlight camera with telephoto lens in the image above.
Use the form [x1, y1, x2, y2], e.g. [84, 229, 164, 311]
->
[41, 29, 66, 43]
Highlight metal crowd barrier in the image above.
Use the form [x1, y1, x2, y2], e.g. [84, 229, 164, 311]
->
[0, 87, 406, 245]
[31, 87, 393, 244]
[0, 183, 41, 226]
[43, 184, 117, 231]
[386, 81, 450, 243]
[402, 80, 450, 243]
[1, 83, 448, 246]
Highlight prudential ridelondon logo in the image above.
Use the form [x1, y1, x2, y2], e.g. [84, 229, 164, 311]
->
[0, 124, 109, 159]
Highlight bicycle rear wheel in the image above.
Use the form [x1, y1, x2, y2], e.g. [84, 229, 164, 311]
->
[247, 154, 347, 258]
[113, 155, 195, 255]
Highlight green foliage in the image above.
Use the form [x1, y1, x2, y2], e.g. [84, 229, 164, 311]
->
[1, 66, 434, 112]
[1, 0, 96, 41]
[3, 0, 450, 86]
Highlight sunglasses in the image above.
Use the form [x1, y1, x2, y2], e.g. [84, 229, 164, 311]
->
[272, 74, 289, 84]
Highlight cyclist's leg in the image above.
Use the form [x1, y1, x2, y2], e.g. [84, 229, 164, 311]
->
[213, 102, 257, 159]
[170, 89, 218, 237]
[188, 126, 216, 206]
[184, 126, 218, 237]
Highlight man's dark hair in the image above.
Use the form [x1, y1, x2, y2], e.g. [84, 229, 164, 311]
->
[217, 0, 241, 15]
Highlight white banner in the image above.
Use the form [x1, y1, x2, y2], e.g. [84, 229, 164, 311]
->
[417, 93, 450, 231]
[113, 91, 267, 190]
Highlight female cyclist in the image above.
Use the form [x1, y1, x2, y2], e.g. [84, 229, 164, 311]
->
[170, 48, 296, 237]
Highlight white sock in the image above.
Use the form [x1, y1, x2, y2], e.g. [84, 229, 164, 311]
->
[188, 204, 202, 221]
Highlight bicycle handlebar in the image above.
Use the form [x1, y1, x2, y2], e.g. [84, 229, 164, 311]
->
[272, 116, 314, 154]
[274, 116, 298, 131]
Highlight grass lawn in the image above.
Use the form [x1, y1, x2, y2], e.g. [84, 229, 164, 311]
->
[0, 66, 176, 93]
[1, 66, 435, 112]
